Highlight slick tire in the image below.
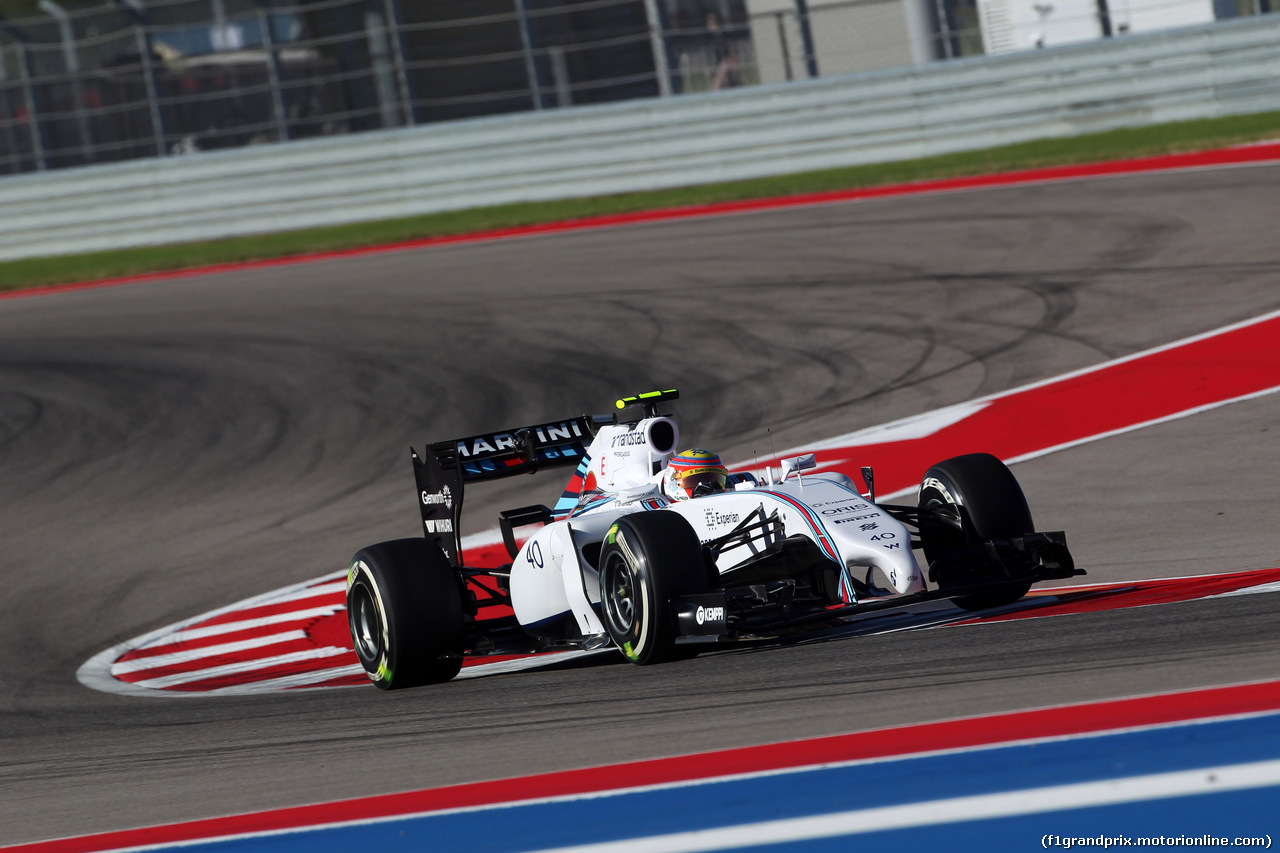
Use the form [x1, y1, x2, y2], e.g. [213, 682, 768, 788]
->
[346, 538, 464, 689]
[918, 453, 1034, 611]
[598, 511, 709, 665]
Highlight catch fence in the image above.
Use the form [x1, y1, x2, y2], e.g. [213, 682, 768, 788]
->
[2, 0, 1272, 176]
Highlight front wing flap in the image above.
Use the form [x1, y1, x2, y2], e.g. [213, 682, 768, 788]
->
[674, 591, 730, 644]
[927, 530, 1080, 591]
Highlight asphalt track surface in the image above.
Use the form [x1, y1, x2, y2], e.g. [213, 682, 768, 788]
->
[1, 164, 1279, 846]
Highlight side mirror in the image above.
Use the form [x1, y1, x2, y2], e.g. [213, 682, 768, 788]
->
[616, 482, 662, 503]
[780, 453, 817, 482]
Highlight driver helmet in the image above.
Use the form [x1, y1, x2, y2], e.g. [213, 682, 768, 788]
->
[663, 449, 729, 501]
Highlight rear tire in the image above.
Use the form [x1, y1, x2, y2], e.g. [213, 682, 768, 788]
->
[598, 511, 709, 665]
[918, 453, 1034, 611]
[347, 538, 464, 689]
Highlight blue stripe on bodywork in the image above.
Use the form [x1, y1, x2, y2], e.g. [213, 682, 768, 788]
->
[758, 490, 841, 564]
[768, 480, 891, 604]
[553, 456, 593, 519]
[759, 490, 854, 600]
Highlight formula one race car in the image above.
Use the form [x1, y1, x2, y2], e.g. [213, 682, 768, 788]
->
[346, 390, 1080, 689]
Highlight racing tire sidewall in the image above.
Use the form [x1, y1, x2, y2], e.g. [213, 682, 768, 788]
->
[346, 538, 465, 689]
[918, 453, 1035, 611]
[598, 511, 707, 665]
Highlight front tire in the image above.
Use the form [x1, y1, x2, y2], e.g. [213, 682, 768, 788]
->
[598, 511, 709, 665]
[918, 453, 1034, 611]
[347, 538, 464, 689]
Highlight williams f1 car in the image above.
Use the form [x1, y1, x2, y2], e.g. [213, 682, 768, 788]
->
[346, 390, 1080, 689]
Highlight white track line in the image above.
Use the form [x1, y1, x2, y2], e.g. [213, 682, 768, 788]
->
[134, 606, 346, 648]
[524, 760, 1280, 853]
[127, 647, 351, 690]
[206, 663, 368, 694]
[110, 631, 310, 674]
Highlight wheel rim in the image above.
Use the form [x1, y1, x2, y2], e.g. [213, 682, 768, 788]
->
[602, 553, 636, 636]
[349, 582, 382, 665]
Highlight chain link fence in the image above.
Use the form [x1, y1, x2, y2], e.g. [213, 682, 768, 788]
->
[0, 0, 1274, 176]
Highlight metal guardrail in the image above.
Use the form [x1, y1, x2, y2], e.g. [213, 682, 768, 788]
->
[2, 15, 1279, 262]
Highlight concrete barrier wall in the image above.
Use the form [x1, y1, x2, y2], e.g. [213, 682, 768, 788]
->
[2, 15, 1278, 262]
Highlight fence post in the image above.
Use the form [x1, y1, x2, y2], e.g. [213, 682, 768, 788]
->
[774, 11, 793, 81]
[793, 0, 818, 77]
[548, 45, 572, 106]
[1096, 0, 1114, 36]
[16, 42, 47, 171]
[932, 0, 954, 59]
[135, 25, 166, 156]
[1, 46, 26, 175]
[641, 0, 672, 97]
[381, 0, 415, 126]
[258, 9, 290, 141]
[901, 0, 935, 64]
[364, 9, 401, 128]
[38, 0, 93, 164]
[512, 0, 542, 110]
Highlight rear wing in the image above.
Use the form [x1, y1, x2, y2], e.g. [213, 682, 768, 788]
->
[411, 415, 601, 565]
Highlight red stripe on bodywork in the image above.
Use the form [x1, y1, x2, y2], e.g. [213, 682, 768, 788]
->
[5, 142, 1279, 303]
[13, 678, 1280, 852]
[760, 490, 840, 563]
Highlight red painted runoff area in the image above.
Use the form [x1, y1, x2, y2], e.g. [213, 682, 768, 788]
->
[961, 567, 1280, 625]
[783, 310, 1280, 498]
[4, 141, 1280, 303]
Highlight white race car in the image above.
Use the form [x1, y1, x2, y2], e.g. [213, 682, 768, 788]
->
[347, 390, 1078, 689]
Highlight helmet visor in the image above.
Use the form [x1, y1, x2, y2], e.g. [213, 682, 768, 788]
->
[678, 469, 727, 496]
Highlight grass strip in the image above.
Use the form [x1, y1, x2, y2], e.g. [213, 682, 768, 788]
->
[3, 109, 1279, 294]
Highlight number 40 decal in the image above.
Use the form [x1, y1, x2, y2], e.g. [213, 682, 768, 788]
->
[527, 540, 544, 568]
[870, 532, 900, 550]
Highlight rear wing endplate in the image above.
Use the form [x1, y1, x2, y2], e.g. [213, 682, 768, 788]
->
[411, 414, 598, 565]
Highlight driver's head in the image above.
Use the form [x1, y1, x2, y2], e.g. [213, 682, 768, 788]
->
[664, 449, 728, 501]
